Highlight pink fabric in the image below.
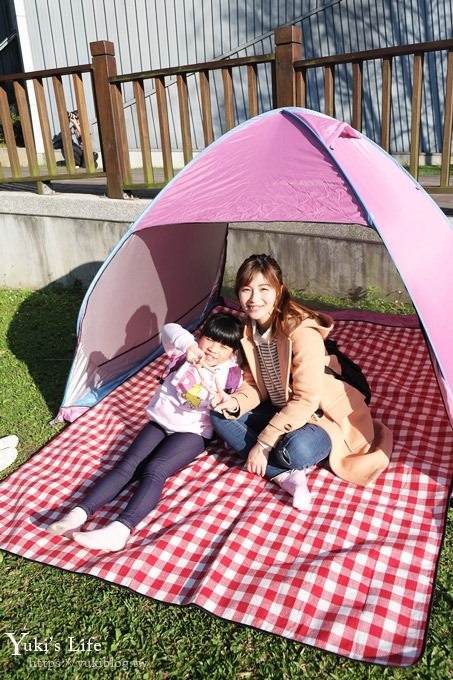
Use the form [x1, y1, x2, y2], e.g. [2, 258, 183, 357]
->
[59, 224, 228, 418]
[53, 405, 89, 424]
[137, 111, 367, 229]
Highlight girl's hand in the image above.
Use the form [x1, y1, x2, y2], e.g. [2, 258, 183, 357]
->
[246, 442, 271, 477]
[186, 343, 205, 367]
[210, 376, 238, 412]
[191, 370, 235, 412]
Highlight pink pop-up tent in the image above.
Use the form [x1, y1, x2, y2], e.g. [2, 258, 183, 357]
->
[58, 107, 453, 427]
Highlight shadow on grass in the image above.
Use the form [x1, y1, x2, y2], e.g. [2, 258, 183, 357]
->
[6, 267, 94, 416]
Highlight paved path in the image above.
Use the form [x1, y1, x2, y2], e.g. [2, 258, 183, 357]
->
[2, 172, 453, 215]
[43, 175, 453, 217]
[416, 175, 453, 215]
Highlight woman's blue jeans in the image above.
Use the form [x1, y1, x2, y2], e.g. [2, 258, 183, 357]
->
[210, 401, 331, 479]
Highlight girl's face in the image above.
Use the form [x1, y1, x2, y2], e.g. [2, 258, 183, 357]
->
[237, 272, 279, 330]
[198, 336, 234, 367]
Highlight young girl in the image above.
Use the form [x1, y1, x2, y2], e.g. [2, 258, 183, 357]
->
[211, 254, 393, 510]
[48, 312, 243, 551]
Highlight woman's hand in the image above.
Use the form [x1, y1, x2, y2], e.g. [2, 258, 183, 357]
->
[246, 442, 271, 477]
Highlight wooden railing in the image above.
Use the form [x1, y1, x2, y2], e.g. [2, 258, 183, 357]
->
[294, 37, 453, 190]
[109, 51, 276, 193]
[0, 62, 101, 191]
[0, 26, 452, 199]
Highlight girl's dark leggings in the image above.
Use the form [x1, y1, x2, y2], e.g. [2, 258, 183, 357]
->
[77, 421, 206, 530]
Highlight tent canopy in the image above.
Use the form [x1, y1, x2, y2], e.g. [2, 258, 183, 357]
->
[58, 108, 453, 426]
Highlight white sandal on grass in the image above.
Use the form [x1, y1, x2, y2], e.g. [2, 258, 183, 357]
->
[0, 435, 19, 451]
[0, 447, 18, 472]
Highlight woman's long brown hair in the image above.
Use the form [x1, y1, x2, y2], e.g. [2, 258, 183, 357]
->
[234, 254, 322, 335]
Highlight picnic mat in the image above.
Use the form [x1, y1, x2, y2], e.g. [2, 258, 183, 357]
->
[0, 308, 452, 667]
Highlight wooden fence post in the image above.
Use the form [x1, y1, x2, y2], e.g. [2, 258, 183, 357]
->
[274, 26, 303, 108]
[90, 41, 125, 199]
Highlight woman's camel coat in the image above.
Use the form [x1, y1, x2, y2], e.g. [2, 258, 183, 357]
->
[228, 312, 393, 486]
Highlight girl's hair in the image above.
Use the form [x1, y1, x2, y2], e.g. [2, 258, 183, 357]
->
[201, 313, 243, 351]
[234, 254, 321, 335]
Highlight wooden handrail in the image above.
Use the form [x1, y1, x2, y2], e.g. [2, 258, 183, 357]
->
[295, 38, 453, 69]
[0, 64, 92, 82]
[109, 54, 275, 84]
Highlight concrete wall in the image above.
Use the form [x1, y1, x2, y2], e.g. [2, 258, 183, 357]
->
[0, 192, 409, 301]
[225, 221, 409, 302]
[0, 193, 148, 289]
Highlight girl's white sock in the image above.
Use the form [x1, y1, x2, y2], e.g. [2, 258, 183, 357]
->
[273, 469, 311, 510]
[48, 506, 88, 535]
[72, 521, 131, 552]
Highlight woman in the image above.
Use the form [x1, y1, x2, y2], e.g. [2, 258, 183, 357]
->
[211, 254, 393, 510]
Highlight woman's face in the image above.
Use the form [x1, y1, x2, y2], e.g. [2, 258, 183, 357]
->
[238, 272, 279, 330]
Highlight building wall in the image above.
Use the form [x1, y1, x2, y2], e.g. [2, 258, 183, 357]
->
[0, 1, 23, 82]
[13, 1, 453, 154]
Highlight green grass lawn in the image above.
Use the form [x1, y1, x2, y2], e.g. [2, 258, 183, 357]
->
[414, 164, 453, 176]
[0, 286, 451, 680]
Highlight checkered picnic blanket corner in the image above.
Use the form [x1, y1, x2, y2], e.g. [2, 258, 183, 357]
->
[0, 308, 451, 666]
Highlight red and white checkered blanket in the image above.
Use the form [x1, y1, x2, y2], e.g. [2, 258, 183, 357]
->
[0, 309, 451, 666]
